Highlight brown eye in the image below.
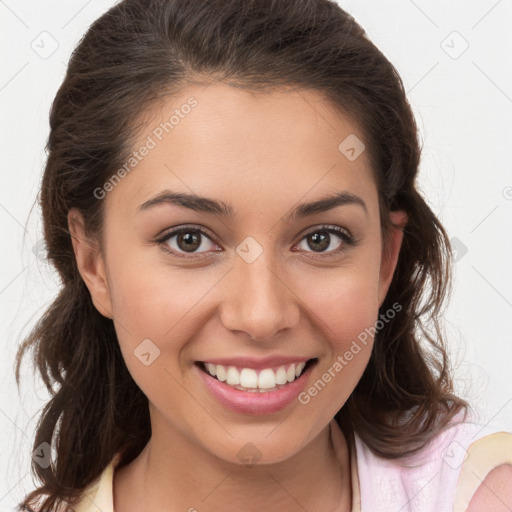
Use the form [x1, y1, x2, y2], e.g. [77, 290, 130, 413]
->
[294, 225, 355, 258]
[176, 231, 202, 252]
[305, 231, 332, 252]
[156, 226, 220, 258]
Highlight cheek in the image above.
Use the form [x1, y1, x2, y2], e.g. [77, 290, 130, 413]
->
[294, 257, 382, 347]
[105, 247, 230, 388]
[292, 256, 381, 414]
[105, 257, 208, 408]
[105, 232, 212, 330]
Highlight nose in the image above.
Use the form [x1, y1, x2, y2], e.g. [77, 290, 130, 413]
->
[219, 250, 300, 342]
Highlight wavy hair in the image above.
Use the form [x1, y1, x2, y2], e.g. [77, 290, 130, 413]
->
[15, 0, 468, 509]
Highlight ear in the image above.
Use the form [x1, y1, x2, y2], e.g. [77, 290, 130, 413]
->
[377, 210, 408, 308]
[67, 207, 113, 319]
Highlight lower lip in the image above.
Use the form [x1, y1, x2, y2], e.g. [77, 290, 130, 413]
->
[197, 362, 315, 415]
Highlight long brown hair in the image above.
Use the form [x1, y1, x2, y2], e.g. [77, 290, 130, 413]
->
[15, 0, 468, 510]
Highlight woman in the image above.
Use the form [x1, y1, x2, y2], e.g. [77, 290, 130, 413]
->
[15, 0, 512, 510]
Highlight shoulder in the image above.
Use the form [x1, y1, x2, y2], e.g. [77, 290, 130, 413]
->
[466, 464, 512, 511]
[455, 431, 512, 512]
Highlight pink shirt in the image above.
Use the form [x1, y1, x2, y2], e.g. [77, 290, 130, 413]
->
[332, 411, 512, 511]
[72, 412, 512, 512]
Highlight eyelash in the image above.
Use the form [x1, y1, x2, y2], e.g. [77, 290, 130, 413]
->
[154, 224, 357, 260]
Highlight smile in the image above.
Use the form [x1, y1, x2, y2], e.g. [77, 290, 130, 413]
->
[198, 360, 313, 392]
[194, 357, 317, 414]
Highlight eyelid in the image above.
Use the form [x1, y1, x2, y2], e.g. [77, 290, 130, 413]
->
[300, 223, 352, 240]
[155, 223, 219, 245]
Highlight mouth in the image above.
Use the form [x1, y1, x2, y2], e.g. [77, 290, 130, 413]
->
[195, 358, 317, 393]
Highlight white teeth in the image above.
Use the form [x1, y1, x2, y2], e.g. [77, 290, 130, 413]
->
[216, 365, 227, 382]
[240, 368, 258, 388]
[206, 363, 217, 376]
[275, 366, 287, 385]
[286, 364, 296, 382]
[203, 361, 309, 391]
[226, 366, 240, 386]
[258, 369, 276, 389]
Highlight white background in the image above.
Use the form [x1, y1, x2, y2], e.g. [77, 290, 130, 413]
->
[1, 0, 511, 509]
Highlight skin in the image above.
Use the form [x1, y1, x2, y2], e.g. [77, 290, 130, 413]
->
[467, 465, 512, 511]
[69, 83, 408, 511]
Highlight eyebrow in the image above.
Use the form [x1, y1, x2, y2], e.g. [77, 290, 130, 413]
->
[137, 189, 368, 220]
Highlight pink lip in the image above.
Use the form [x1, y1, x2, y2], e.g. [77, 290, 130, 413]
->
[196, 361, 315, 415]
[199, 355, 311, 371]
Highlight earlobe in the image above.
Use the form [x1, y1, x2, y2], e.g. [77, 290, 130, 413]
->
[378, 210, 408, 308]
[67, 208, 113, 319]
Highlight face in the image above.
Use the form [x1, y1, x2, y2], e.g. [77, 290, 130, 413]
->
[69, 83, 406, 465]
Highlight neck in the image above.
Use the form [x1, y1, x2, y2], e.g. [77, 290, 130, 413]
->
[113, 420, 352, 512]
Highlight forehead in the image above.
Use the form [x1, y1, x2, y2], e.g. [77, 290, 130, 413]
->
[105, 82, 378, 220]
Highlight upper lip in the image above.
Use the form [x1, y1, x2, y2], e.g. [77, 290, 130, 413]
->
[198, 355, 314, 370]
